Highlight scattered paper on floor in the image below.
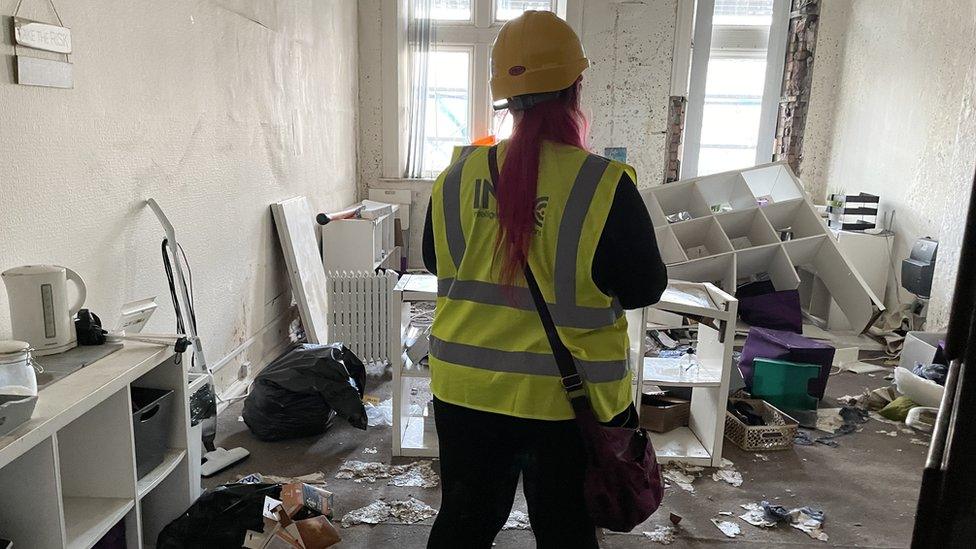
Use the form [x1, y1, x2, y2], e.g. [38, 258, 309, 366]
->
[502, 510, 531, 530]
[911, 438, 929, 446]
[642, 525, 676, 544]
[739, 503, 776, 528]
[335, 460, 439, 488]
[662, 462, 703, 492]
[711, 518, 741, 538]
[712, 469, 743, 487]
[340, 497, 437, 528]
[363, 447, 378, 454]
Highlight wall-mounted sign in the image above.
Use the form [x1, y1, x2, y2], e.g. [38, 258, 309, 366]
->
[16, 55, 73, 89]
[13, 17, 71, 54]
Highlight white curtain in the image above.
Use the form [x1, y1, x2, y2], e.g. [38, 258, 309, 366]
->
[404, 0, 434, 178]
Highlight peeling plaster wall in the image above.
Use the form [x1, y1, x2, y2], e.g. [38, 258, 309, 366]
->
[0, 0, 360, 393]
[359, 0, 678, 267]
[802, 0, 976, 329]
[581, 0, 677, 188]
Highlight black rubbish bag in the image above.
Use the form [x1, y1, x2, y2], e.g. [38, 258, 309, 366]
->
[242, 343, 368, 441]
[157, 483, 281, 549]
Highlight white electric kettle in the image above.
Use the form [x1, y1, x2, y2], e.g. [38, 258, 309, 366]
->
[1, 265, 87, 356]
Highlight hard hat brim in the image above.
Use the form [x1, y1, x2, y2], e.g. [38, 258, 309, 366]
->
[491, 57, 589, 103]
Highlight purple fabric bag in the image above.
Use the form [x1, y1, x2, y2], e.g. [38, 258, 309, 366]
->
[739, 327, 836, 400]
[736, 281, 803, 334]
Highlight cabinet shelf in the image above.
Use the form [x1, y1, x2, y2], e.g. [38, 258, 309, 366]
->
[649, 427, 711, 465]
[64, 496, 133, 549]
[643, 357, 722, 387]
[137, 449, 187, 499]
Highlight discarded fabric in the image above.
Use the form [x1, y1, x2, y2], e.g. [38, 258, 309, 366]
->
[239, 471, 328, 486]
[912, 361, 948, 386]
[879, 395, 919, 422]
[642, 525, 675, 544]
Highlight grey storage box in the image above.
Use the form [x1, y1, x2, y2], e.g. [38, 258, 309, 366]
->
[899, 331, 946, 370]
[130, 387, 174, 479]
[0, 394, 37, 436]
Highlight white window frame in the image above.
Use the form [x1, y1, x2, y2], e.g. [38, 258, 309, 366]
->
[382, 0, 580, 181]
[681, 0, 789, 178]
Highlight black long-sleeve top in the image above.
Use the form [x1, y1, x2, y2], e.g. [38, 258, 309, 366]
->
[423, 172, 668, 310]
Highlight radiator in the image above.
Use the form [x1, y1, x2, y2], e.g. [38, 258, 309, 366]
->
[326, 271, 398, 365]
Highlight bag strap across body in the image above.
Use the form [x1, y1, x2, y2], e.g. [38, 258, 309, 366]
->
[487, 145, 592, 414]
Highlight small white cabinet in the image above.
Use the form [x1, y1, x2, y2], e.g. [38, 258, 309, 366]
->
[0, 344, 196, 548]
[321, 201, 401, 272]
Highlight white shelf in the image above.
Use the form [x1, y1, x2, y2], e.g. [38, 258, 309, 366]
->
[649, 427, 711, 465]
[399, 415, 438, 457]
[137, 449, 187, 499]
[643, 357, 722, 387]
[63, 496, 133, 549]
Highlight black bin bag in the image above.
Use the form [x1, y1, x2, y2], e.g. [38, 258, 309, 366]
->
[157, 483, 280, 548]
[242, 343, 368, 441]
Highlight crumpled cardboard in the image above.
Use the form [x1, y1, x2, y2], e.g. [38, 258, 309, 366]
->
[243, 483, 340, 549]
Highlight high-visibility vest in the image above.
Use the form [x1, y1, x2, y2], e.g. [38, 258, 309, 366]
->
[429, 141, 636, 422]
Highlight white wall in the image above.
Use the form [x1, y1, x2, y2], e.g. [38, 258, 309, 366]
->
[803, 0, 976, 329]
[0, 0, 360, 392]
[359, 0, 679, 267]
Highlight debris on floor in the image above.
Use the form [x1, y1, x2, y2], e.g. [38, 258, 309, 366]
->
[502, 510, 531, 530]
[239, 472, 329, 486]
[710, 517, 741, 538]
[365, 398, 394, 427]
[641, 525, 676, 544]
[388, 497, 439, 523]
[340, 500, 391, 527]
[911, 438, 929, 446]
[712, 468, 743, 487]
[739, 503, 777, 528]
[669, 512, 683, 525]
[340, 497, 437, 528]
[754, 453, 769, 462]
[388, 461, 440, 488]
[661, 462, 704, 492]
[763, 501, 829, 542]
[334, 460, 439, 488]
[876, 430, 899, 437]
[362, 447, 378, 454]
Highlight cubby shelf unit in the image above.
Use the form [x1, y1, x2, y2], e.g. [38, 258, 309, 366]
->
[0, 344, 196, 549]
[628, 282, 737, 467]
[641, 162, 884, 332]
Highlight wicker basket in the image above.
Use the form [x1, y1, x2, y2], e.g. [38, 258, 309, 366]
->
[724, 398, 798, 451]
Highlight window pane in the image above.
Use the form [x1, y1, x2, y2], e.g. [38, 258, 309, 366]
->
[713, 0, 773, 26]
[698, 57, 766, 175]
[423, 50, 471, 177]
[492, 108, 514, 140]
[431, 0, 471, 21]
[495, 0, 554, 21]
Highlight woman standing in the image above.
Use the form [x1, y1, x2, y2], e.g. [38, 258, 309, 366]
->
[423, 11, 668, 549]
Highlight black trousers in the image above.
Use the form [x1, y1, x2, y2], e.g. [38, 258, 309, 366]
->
[427, 397, 608, 549]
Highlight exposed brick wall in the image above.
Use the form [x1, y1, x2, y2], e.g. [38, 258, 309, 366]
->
[774, 0, 820, 174]
[664, 95, 687, 183]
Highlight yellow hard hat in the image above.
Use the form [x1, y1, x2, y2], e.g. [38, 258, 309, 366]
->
[490, 10, 589, 105]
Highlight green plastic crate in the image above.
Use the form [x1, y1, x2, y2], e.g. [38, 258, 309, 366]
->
[752, 358, 820, 411]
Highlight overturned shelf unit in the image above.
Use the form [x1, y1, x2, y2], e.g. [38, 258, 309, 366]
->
[641, 162, 884, 332]
[630, 282, 737, 467]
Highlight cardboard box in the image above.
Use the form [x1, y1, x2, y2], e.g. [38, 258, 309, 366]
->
[640, 394, 690, 433]
[244, 483, 340, 549]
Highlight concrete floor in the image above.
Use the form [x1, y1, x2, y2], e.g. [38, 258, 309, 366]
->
[207, 368, 925, 548]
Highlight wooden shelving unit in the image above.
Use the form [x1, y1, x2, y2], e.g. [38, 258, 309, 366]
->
[0, 343, 196, 548]
[632, 282, 738, 467]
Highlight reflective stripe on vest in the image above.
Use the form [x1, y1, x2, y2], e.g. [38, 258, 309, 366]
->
[429, 336, 628, 383]
[442, 145, 479, 269]
[437, 277, 623, 330]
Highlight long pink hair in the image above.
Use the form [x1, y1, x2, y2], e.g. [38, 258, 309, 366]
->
[496, 79, 588, 285]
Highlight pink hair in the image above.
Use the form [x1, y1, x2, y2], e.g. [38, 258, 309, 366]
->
[496, 79, 588, 285]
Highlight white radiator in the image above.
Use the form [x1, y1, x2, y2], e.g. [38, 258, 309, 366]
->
[326, 271, 398, 365]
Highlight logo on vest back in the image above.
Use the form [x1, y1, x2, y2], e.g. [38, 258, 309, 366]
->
[473, 178, 548, 229]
